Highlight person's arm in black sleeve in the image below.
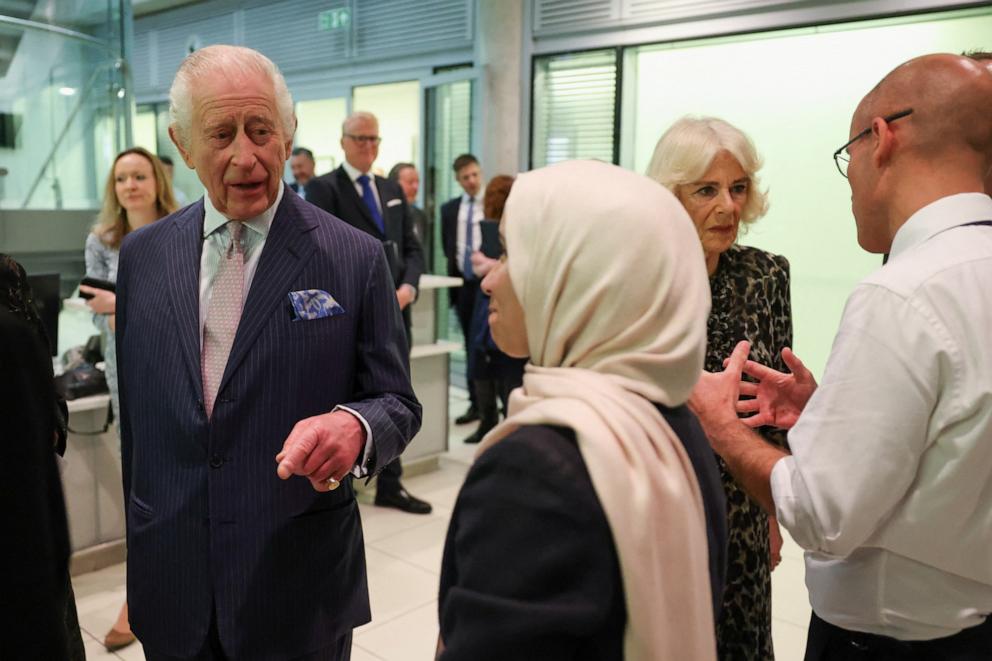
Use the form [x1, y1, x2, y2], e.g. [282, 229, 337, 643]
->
[439, 426, 624, 661]
[0, 311, 70, 659]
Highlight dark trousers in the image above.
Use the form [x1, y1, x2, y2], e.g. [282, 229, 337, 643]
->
[454, 280, 480, 408]
[378, 456, 403, 493]
[806, 611, 992, 661]
[143, 609, 353, 660]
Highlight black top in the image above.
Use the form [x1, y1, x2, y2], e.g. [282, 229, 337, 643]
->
[0, 307, 73, 659]
[438, 403, 727, 661]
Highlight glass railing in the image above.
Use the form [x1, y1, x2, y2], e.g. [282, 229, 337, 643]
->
[0, 0, 130, 211]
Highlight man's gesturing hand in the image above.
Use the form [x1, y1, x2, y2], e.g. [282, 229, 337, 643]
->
[734, 347, 817, 430]
[276, 411, 366, 492]
[688, 340, 752, 453]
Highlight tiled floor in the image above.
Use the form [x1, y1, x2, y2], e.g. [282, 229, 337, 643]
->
[71, 388, 811, 660]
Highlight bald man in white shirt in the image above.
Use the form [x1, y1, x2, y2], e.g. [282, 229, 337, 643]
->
[691, 54, 992, 660]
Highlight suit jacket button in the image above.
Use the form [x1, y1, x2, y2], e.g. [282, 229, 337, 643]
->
[210, 454, 224, 468]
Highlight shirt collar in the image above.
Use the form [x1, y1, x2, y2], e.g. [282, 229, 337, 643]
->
[202, 181, 284, 240]
[462, 189, 484, 205]
[889, 193, 992, 259]
[342, 160, 371, 184]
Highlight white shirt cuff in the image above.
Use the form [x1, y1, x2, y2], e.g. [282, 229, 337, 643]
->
[333, 405, 374, 478]
[771, 454, 821, 553]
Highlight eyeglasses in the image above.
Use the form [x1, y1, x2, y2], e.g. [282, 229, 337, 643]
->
[832, 108, 913, 178]
[345, 134, 381, 145]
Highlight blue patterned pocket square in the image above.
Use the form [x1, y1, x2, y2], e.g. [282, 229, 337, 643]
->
[288, 289, 345, 321]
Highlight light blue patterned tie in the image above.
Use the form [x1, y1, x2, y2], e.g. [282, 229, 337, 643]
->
[462, 198, 475, 279]
[202, 221, 244, 419]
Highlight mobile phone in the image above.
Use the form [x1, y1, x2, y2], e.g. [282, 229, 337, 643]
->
[79, 276, 116, 299]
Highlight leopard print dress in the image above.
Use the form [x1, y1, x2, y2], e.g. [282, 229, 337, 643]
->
[706, 244, 792, 661]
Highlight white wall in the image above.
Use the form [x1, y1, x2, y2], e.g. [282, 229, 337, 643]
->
[622, 7, 992, 376]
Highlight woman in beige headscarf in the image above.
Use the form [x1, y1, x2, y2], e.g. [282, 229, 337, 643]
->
[437, 160, 727, 661]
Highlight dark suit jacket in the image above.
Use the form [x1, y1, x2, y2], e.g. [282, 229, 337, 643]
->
[0, 308, 73, 660]
[440, 195, 465, 306]
[306, 166, 424, 292]
[116, 192, 422, 660]
[438, 404, 726, 661]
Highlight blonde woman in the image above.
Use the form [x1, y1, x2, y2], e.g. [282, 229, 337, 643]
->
[648, 117, 792, 661]
[81, 146, 177, 651]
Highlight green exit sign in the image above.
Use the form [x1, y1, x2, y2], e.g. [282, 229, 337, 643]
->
[318, 8, 351, 31]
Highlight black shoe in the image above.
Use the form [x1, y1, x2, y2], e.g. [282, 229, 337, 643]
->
[375, 488, 432, 515]
[455, 405, 479, 425]
[464, 423, 496, 444]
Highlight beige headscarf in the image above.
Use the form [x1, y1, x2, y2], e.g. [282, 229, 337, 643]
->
[477, 160, 715, 660]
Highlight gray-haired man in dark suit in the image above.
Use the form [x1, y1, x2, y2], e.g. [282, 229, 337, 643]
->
[116, 44, 420, 660]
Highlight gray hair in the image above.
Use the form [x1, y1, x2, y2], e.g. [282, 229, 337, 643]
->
[646, 116, 769, 226]
[169, 45, 296, 149]
[341, 111, 378, 136]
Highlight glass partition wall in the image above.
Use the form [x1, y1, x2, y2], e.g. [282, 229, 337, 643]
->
[0, 0, 131, 210]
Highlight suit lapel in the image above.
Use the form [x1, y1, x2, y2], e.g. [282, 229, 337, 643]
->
[218, 193, 317, 395]
[337, 167, 383, 238]
[165, 201, 207, 403]
[374, 176, 397, 238]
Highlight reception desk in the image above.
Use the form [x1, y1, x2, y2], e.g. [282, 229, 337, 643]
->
[392, 273, 461, 470]
[64, 393, 126, 573]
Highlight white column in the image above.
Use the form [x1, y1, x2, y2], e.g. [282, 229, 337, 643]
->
[475, 0, 525, 177]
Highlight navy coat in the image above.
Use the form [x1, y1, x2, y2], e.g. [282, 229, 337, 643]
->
[116, 191, 421, 659]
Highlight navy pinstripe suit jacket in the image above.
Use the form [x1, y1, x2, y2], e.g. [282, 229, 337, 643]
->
[116, 192, 421, 659]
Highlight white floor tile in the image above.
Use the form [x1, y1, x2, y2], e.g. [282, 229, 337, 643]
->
[82, 631, 124, 660]
[361, 547, 440, 629]
[354, 600, 440, 661]
[358, 502, 449, 544]
[77, 600, 127, 644]
[772, 618, 809, 660]
[772, 553, 812, 629]
[114, 639, 148, 661]
[349, 643, 387, 661]
[369, 518, 450, 575]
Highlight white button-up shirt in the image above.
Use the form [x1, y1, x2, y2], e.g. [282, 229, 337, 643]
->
[771, 193, 992, 640]
[341, 160, 382, 214]
[455, 190, 484, 275]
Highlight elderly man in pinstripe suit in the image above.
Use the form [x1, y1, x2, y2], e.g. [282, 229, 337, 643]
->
[115, 45, 421, 661]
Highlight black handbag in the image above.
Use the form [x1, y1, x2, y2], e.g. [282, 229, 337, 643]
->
[54, 362, 108, 401]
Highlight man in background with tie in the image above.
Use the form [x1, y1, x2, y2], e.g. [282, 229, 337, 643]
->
[305, 111, 431, 515]
[289, 146, 315, 199]
[440, 154, 488, 429]
[115, 45, 421, 660]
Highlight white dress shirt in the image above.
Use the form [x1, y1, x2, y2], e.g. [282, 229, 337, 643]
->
[199, 183, 374, 476]
[341, 160, 382, 213]
[455, 190, 484, 275]
[771, 193, 992, 640]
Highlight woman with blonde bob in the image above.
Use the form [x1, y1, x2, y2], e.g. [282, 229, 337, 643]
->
[81, 146, 177, 652]
[437, 160, 727, 661]
[648, 117, 793, 661]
